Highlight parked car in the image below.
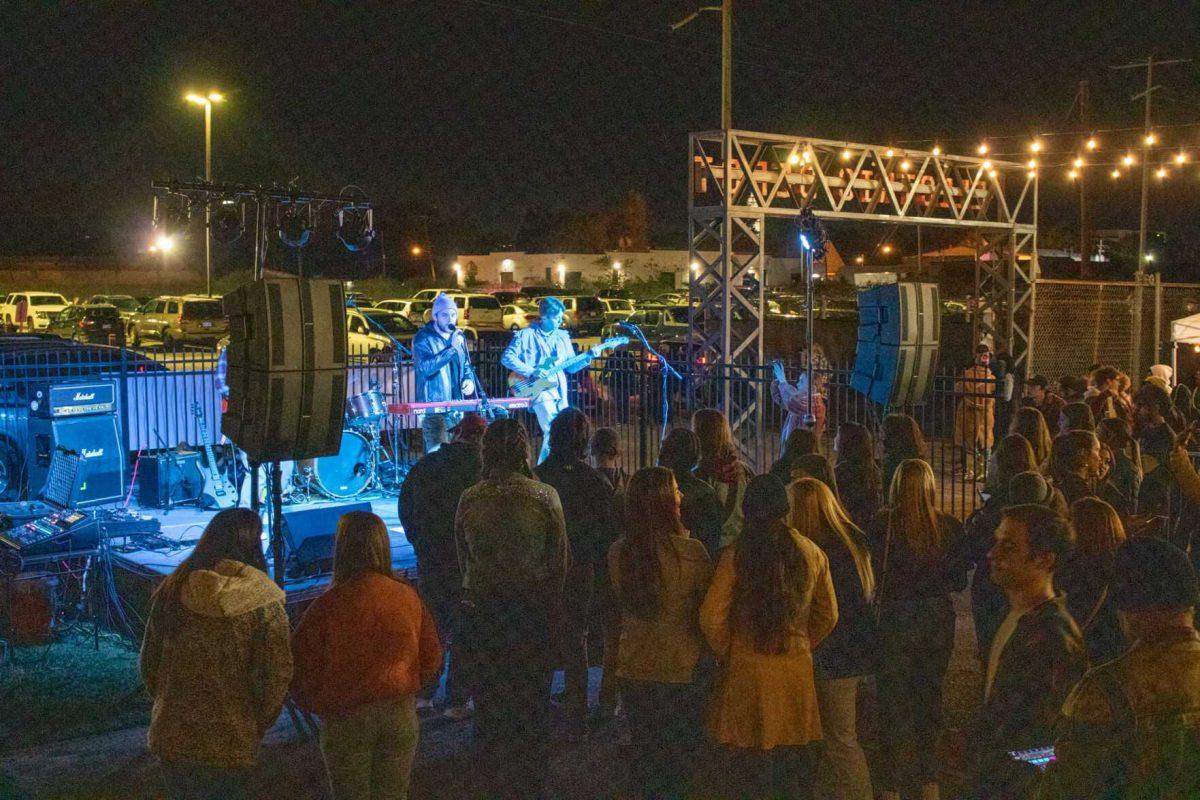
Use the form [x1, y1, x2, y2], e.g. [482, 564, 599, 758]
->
[0, 292, 70, 331]
[420, 292, 504, 328]
[345, 307, 419, 355]
[502, 303, 539, 331]
[344, 290, 376, 308]
[599, 297, 636, 325]
[410, 288, 458, 302]
[559, 295, 607, 334]
[84, 294, 141, 320]
[491, 290, 528, 306]
[375, 298, 434, 324]
[602, 305, 689, 342]
[46, 304, 123, 343]
[127, 295, 227, 348]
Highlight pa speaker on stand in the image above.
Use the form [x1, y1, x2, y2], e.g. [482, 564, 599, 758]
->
[850, 283, 940, 408]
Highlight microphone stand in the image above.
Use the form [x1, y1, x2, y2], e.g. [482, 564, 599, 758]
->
[359, 311, 415, 484]
[619, 321, 681, 442]
[455, 330, 506, 420]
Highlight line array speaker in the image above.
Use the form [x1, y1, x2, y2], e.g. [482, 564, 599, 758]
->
[850, 283, 940, 407]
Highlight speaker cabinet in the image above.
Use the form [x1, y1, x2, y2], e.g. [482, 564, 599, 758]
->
[27, 413, 125, 507]
[136, 452, 204, 508]
[221, 278, 349, 463]
[221, 368, 347, 462]
[222, 278, 347, 372]
[281, 501, 373, 576]
[851, 283, 940, 407]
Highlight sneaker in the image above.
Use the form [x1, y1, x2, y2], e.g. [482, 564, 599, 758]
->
[443, 700, 475, 721]
[415, 698, 436, 713]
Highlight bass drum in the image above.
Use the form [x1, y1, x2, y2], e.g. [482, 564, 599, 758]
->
[310, 430, 374, 499]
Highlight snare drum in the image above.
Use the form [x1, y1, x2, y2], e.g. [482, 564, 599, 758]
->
[346, 390, 388, 425]
[310, 430, 374, 499]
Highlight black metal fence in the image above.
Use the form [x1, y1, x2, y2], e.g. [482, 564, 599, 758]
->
[0, 337, 998, 518]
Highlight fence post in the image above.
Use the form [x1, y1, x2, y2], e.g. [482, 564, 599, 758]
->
[637, 353, 649, 469]
[118, 336, 131, 463]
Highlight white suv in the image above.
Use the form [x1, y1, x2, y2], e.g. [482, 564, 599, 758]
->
[1, 292, 70, 331]
[421, 292, 503, 328]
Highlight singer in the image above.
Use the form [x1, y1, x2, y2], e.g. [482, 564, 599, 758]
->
[413, 293, 476, 452]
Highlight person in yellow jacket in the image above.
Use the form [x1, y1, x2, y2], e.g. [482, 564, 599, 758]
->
[700, 474, 838, 796]
[955, 345, 996, 481]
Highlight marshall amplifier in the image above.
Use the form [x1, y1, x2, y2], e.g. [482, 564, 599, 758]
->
[24, 381, 124, 507]
[28, 382, 117, 418]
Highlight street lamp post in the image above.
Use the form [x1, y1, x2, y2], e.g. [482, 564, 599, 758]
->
[186, 91, 224, 296]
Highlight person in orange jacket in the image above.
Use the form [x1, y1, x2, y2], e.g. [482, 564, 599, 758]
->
[291, 511, 443, 800]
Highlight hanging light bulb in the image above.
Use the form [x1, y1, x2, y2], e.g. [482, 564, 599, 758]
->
[841, 148, 852, 161]
[1086, 137, 1098, 151]
[1123, 153, 1135, 167]
[981, 160, 993, 171]
[1068, 169, 1079, 180]
[788, 152, 801, 165]
[977, 143, 989, 155]
[802, 150, 811, 163]
[885, 148, 895, 158]
[900, 160, 912, 171]
[989, 169, 999, 178]
[1027, 158, 1038, 169]
[1027, 169, 1037, 178]
[1156, 167, 1168, 179]
[931, 145, 942, 156]
[1145, 132, 1157, 146]
[1176, 152, 1188, 164]
[1073, 157, 1085, 169]
[1030, 140, 1043, 153]
[1111, 169, 1121, 179]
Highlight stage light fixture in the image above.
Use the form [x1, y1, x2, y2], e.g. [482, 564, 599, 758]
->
[210, 199, 245, 244]
[788, 152, 801, 165]
[277, 205, 313, 249]
[336, 207, 375, 252]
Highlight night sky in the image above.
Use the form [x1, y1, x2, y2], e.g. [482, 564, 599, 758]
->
[4, 1, 1200, 272]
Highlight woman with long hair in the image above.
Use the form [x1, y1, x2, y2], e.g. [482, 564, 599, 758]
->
[985, 434, 1037, 499]
[868, 460, 967, 800]
[608, 467, 713, 799]
[1096, 417, 1142, 514]
[693, 408, 753, 548]
[791, 452, 839, 497]
[292, 512, 443, 800]
[1010, 406, 1053, 470]
[769, 427, 821, 485]
[140, 508, 292, 800]
[455, 418, 569, 799]
[834, 422, 883, 530]
[701, 475, 838, 797]
[1057, 497, 1128, 664]
[881, 413, 928, 489]
[788, 478, 876, 800]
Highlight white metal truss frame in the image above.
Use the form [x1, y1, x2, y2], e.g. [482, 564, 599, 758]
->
[688, 129, 1038, 462]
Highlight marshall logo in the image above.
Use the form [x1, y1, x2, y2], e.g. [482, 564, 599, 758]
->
[81, 448, 104, 458]
[71, 392, 96, 402]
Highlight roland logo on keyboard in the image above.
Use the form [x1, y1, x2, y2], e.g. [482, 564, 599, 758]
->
[81, 448, 104, 458]
[72, 392, 97, 402]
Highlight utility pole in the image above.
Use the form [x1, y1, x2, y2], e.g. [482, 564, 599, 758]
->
[670, 1, 732, 130]
[1076, 80, 1093, 279]
[1110, 55, 1190, 375]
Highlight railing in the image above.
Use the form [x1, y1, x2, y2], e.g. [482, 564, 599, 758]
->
[0, 337, 999, 518]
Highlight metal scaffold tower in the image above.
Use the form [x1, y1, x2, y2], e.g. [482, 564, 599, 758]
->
[688, 130, 1038, 458]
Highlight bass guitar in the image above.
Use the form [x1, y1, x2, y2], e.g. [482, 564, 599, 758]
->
[191, 402, 237, 510]
[506, 336, 629, 399]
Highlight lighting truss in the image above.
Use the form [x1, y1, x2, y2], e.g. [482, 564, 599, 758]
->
[688, 130, 1038, 464]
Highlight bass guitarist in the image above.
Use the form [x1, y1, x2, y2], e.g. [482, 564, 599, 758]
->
[502, 296, 602, 463]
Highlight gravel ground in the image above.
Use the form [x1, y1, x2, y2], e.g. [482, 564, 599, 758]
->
[1, 591, 985, 800]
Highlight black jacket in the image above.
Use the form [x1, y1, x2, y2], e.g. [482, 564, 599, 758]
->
[810, 526, 878, 678]
[536, 455, 617, 566]
[974, 594, 1086, 756]
[399, 441, 481, 579]
[673, 468, 724, 558]
[412, 323, 467, 403]
[835, 460, 883, 530]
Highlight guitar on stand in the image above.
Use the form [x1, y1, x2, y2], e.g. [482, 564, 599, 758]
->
[191, 402, 237, 510]
[506, 336, 629, 398]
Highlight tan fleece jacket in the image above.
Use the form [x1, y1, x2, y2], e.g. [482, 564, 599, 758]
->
[140, 559, 292, 768]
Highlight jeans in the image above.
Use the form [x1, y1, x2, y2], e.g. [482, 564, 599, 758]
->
[160, 760, 251, 800]
[417, 571, 468, 706]
[464, 594, 555, 800]
[319, 696, 420, 800]
[876, 597, 956, 790]
[532, 399, 563, 464]
[813, 677, 873, 800]
[623, 679, 701, 799]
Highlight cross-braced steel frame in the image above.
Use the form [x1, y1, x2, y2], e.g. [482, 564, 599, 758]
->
[688, 130, 1038, 462]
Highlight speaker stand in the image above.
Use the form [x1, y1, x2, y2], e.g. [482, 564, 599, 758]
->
[270, 461, 286, 588]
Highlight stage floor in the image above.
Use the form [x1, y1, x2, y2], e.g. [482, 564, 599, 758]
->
[107, 492, 416, 601]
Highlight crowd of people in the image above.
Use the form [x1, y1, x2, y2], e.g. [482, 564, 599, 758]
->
[135, 359, 1200, 800]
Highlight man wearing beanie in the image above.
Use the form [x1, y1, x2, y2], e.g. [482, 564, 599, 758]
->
[412, 293, 474, 452]
[1040, 537, 1200, 799]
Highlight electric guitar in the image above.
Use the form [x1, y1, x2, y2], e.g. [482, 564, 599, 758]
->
[191, 402, 237, 510]
[507, 336, 629, 398]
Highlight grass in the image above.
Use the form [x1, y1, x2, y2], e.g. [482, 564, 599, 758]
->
[0, 628, 150, 753]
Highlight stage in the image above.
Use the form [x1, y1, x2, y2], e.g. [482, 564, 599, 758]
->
[104, 493, 417, 614]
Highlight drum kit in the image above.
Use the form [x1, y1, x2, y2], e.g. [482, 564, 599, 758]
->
[259, 387, 404, 503]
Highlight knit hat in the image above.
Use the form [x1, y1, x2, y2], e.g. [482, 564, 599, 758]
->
[1113, 536, 1200, 612]
[1008, 471, 1053, 506]
[432, 293, 457, 316]
[450, 413, 487, 442]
